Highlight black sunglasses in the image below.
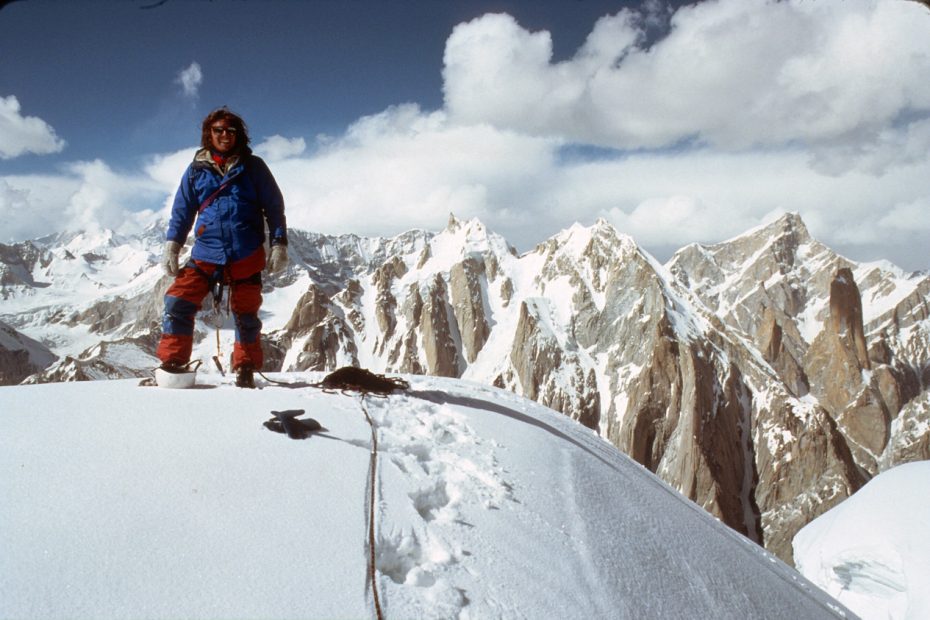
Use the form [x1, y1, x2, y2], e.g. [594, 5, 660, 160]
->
[211, 126, 237, 136]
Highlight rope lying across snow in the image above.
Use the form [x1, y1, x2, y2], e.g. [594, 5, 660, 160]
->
[256, 365, 406, 618]
[359, 394, 385, 620]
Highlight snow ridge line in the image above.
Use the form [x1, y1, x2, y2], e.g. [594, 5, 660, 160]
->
[359, 393, 385, 620]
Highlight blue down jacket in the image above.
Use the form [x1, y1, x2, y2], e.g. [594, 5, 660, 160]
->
[166, 148, 287, 265]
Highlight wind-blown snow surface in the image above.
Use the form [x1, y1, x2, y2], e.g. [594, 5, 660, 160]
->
[794, 461, 930, 620]
[1, 374, 850, 619]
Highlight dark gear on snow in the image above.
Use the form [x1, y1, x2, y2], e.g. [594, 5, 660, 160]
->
[311, 366, 409, 396]
[263, 409, 322, 439]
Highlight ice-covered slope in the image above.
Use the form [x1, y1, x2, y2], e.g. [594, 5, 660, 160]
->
[794, 461, 930, 620]
[0, 375, 851, 619]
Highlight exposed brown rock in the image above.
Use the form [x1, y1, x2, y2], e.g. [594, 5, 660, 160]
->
[806, 269, 891, 472]
[509, 299, 600, 429]
[829, 268, 870, 371]
[757, 306, 809, 397]
[752, 397, 865, 563]
[419, 274, 463, 377]
[449, 257, 490, 363]
[280, 283, 358, 371]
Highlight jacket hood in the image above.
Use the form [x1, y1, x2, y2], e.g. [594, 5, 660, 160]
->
[194, 146, 253, 177]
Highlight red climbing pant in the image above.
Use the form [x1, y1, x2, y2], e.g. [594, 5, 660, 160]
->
[156, 247, 265, 370]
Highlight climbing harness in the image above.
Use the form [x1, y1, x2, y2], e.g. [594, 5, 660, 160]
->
[203, 267, 263, 377]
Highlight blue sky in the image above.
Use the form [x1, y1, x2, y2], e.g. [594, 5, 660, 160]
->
[2, 0, 666, 169]
[2, 0, 929, 270]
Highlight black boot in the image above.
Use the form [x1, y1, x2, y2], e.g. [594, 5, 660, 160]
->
[235, 365, 255, 389]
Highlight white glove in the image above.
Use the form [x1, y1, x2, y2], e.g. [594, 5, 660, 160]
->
[268, 244, 289, 275]
[162, 241, 181, 277]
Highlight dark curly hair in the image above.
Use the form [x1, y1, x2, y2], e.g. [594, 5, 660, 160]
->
[200, 107, 251, 151]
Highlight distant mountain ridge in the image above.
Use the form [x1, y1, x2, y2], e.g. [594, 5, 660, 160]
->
[2, 212, 928, 562]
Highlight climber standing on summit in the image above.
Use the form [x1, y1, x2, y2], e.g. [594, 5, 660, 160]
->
[156, 107, 288, 388]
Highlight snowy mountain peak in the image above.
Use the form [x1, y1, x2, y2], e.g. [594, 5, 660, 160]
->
[766, 211, 811, 241]
[721, 211, 812, 250]
[705, 211, 815, 272]
[541, 218, 638, 263]
[425, 214, 515, 271]
[63, 227, 121, 251]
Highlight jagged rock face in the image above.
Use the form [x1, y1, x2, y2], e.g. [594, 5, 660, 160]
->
[4, 213, 929, 567]
[829, 268, 870, 371]
[279, 283, 358, 372]
[669, 213, 929, 480]
[0, 321, 57, 384]
[509, 301, 557, 392]
[25, 334, 160, 383]
[508, 299, 600, 429]
[372, 256, 405, 353]
[805, 270, 871, 409]
[751, 395, 864, 564]
[419, 274, 463, 378]
[618, 321, 757, 543]
[805, 269, 891, 473]
[387, 283, 426, 375]
[757, 307, 809, 396]
[880, 390, 930, 468]
[449, 257, 490, 363]
[0, 241, 48, 292]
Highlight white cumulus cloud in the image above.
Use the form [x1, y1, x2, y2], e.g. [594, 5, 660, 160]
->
[277, 104, 556, 239]
[144, 147, 197, 191]
[254, 135, 307, 161]
[0, 180, 45, 241]
[175, 62, 203, 98]
[0, 95, 66, 159]
[442, 1, 930, 166]
[1, 158, 170, 241]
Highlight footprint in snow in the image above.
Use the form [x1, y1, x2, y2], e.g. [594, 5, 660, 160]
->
[365, 396, 513, 614]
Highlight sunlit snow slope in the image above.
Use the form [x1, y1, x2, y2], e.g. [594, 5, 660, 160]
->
[1, 374, 852, 619]
[795, 461, 930, 620]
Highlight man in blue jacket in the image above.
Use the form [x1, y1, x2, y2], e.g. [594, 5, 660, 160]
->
[156, 107, 288, 388]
